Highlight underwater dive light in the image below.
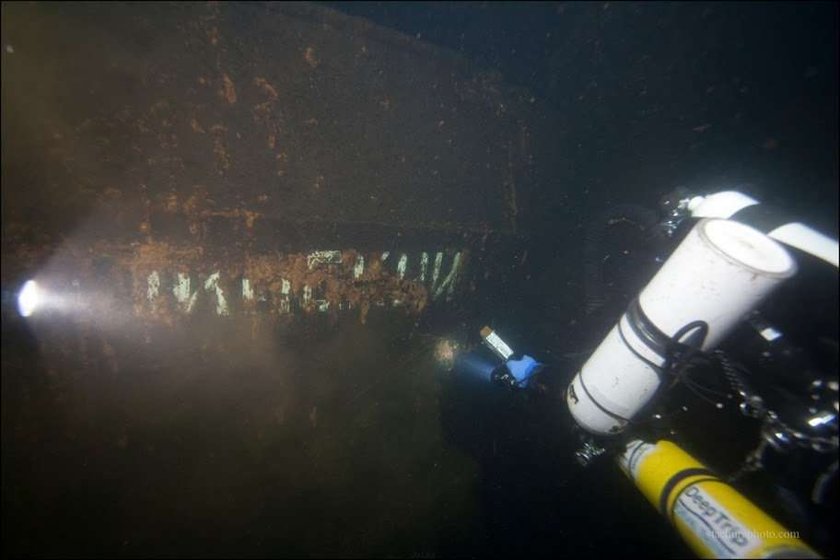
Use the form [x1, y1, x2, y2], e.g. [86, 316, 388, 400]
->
[478, 326, 542, 389]
[17, 280, 42, 317]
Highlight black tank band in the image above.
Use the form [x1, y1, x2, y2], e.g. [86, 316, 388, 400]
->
[659, 468, 717, 518]
[730, 203, 793, 234]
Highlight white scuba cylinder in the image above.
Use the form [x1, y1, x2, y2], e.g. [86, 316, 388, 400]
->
[687, 190, 759, 218]
[566, 218, 798, 435]
[687, 190, 839, 268]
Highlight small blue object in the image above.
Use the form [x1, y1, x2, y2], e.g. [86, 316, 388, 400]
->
[505, 355, 542, 387]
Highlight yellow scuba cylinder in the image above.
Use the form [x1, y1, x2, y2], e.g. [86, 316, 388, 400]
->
[618, 440, 820, 559]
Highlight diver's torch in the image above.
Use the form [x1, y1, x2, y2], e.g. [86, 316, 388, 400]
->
[478, 326, 542, 389]
[480, 326, 514, 360]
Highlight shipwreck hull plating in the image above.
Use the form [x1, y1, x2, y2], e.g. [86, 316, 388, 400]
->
[2, 2, 538, 328]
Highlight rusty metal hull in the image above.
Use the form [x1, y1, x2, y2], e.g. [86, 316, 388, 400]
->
[1, 3, 547, 556]
[2, 2, 537, 326]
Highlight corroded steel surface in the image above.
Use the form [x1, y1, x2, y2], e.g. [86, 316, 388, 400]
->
[1, 5, 537, 556]
[2, 2, 537, 323]
[19, 237, 465, 324]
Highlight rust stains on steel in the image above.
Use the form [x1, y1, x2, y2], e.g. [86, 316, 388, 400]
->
[304, 46, 320, 69]
[5, 238, 464, 327]
[120, 242, 440, 325]
[219, 73, 238, 105]
[155, 184, 262, 235]
[2, 2, 539, 249]
[1, 2, 540, 334]
[4, 182, 465, 325]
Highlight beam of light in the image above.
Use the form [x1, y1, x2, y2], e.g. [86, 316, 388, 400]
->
[11, 202, 173, 336]
[15, 275, 119, 326]
[13, 264, 140, 335]
[17, 279, 41, 317]
[454, 351, 496, 383]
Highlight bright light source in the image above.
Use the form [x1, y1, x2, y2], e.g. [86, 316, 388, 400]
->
[17, 280, 41, 317]
[807, 412, 836, 428]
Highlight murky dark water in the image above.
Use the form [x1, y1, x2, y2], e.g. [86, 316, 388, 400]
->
[3, 2, 836, 558]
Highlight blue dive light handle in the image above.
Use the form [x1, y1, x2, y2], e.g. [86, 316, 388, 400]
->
[505, 354, 542, 387]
